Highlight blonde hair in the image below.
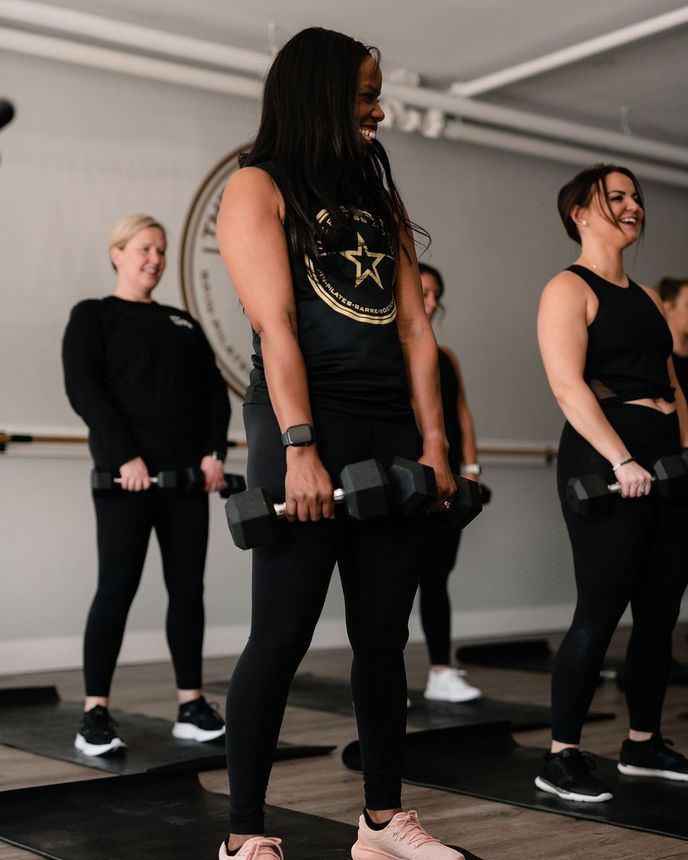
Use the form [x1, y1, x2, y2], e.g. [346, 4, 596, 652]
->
[108, 214, 166, 271]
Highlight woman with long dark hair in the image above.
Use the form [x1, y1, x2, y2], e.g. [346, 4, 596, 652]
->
[536, 164, 688, 802]
[216, 27, 466, 860]
[417, 262, 482, 704]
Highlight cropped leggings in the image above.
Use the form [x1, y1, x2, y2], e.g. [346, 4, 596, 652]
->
[226, 405, 426, 835]
[552, 404, 688, 744]
[84, 490, 209, 696]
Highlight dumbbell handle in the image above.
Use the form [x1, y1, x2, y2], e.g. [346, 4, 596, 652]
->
[273, 488, 345, 518]
[113, 476, 160, 485]
[607, 476, 656, 495]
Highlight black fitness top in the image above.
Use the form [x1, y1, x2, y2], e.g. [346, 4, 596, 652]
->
[672, 354, 688, 400]
[62, 297, 230, 471]
[438, 349, 462, 473]
[569, 265, 674, 404]
[244, 162, 413, 420]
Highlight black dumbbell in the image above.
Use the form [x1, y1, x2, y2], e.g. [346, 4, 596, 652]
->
[567, 453, 688, 518]
[225, 459, 389, 550]
[387, 457, 437, 516]
[177, 467, 246, 498]
[91, 468, 180, 493]
[386, 457, 482, 528]
[440, 474, 483, 529]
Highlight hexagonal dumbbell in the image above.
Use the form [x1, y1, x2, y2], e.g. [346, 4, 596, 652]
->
[225, 459, 389, 550]
[177, 467, 246, 497]
[566, 452, 688, 518]
[386, 457, 482, 528]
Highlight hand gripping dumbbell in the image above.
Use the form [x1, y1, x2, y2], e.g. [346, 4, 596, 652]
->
[225, 459, 389, 550]
[386, 457, 482, 528]
[91, 468, 180, 493]
[566, 452, 688, 518]
[177, 466, 246, 498]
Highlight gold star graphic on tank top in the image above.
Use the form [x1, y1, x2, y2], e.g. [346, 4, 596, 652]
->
[339, 233, 386, 289]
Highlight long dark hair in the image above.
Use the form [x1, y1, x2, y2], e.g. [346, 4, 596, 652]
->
[240, 27, 426, 261]
[557, 163, 645, 243]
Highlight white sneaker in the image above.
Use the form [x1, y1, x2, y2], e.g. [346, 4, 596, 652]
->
[423, 668, 481, 703]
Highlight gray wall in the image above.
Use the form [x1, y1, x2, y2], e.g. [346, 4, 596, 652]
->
[2, 50, 687, 673]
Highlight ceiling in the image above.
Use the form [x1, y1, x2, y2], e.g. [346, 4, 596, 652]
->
[3, 0, 688, 181]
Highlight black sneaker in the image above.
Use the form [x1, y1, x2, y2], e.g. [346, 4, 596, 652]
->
[618, 735, 688, 782]
[74, 705, 126, 757]
[535, 748, 613, 802]
[172, 696, 225, 742]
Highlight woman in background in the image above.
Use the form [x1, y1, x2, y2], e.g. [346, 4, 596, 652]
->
[63, 214, 230, 756]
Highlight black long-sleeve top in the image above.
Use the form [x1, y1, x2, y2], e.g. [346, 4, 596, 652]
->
[62, 296, 231, 471]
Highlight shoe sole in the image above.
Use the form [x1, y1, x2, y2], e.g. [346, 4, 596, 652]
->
[74, 733, 126, 757]
[618, 762, 688, 781]
[534, 775, 612, 802]
[423, 691, 482, 703]
[351, 839, 464, 860]
[172, 722, 225, 742]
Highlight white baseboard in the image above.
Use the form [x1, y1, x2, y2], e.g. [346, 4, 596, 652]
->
[2, 601, 686, 676]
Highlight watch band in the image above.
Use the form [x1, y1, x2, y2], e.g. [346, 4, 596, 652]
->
[280, 424, 316, 448]
[461, 463, 481, 476]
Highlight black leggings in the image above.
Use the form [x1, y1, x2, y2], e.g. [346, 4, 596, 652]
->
[552, 405, 688, 744]
[84, 490, 209, 696]
[226, 405, 426, 835]
[418, 519, 462, 666]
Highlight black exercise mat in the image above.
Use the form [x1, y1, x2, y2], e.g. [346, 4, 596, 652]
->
[342, 722, 688, 840]
[0, 771, 486, 860]
[456, 639, 688, 685]
[208, 673, 613, 731]
[0, 686, 333, 775]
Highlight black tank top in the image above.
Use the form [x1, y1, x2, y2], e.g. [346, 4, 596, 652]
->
[438, 349, 462, 472]
[568, 264, 674, 404]
[244, 163, 413, 420]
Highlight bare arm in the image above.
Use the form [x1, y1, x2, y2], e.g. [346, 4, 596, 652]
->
[395, 230, 455, 508]
[216, 167, 334, 521]
[441, 347, 478, 474]
[537, 270, 651, 497]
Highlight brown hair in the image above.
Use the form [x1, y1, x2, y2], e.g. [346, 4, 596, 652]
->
[557, 163, 645, 243]
[656, 276, 688, 304]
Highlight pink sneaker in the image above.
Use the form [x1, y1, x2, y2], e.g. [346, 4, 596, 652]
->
[218, 836, 284, 858]
[351, 810, 464, 860]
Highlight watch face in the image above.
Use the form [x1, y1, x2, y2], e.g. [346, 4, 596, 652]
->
[288, 424, 314, 446]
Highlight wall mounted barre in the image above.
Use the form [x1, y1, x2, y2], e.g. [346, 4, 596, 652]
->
[0, 432, 247, 453]
[0, 432, 557, 463]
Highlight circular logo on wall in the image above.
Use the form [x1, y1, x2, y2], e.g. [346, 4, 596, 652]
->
[180, 147, 253, 397]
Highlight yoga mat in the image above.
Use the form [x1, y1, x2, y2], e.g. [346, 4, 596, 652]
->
[0, 771, 486, 860]
[0, 686, 333, 775]
[343, 721, 688, 840]
[207, 673, 613, 731]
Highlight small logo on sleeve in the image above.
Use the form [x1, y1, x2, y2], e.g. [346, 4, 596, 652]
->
[169, 314, 194, 330]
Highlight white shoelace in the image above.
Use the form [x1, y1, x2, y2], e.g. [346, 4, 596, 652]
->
[389, 811, 440, 848]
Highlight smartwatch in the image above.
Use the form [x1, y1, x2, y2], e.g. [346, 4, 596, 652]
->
[281, 424, 316, 448]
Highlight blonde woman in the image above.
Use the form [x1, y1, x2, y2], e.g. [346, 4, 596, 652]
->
[62, 214, 230, 756]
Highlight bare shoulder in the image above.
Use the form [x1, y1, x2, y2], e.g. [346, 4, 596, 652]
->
[220, 166, 284, 221]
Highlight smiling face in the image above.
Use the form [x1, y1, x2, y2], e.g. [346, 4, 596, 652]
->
[576, 171, 644, 249]
[111, 226, 166, 299]
[356, 55, 384, 148]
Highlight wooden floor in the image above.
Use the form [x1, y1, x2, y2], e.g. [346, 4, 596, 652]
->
[1, 625, 688, 860]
